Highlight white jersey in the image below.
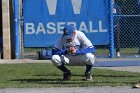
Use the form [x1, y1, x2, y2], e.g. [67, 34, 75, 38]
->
[54, 30, 93, 50]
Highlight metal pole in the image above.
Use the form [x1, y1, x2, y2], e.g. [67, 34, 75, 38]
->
[109, 0, 114, 58]
[14, 0, 20, 59]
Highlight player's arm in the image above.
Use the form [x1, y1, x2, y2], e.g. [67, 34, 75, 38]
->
[76, 46, 95, 55]
[52, 47, 68, 55]
[75, 32, 96, 55]
[52, 37, 68, 55]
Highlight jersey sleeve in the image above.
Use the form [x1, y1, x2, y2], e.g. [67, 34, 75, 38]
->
[52, 37, 68, 55]
[75, 31, 95, 55]
[53, 37, 63, 49]
[79, 32, 93, 48]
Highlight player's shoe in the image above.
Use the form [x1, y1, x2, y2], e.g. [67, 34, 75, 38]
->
[116, 52, 121, 58]
[63, 70, 72, 80]
[85, 72, 93, 81]
[133, 83, 140, 88]
[135, 50, 140, 58]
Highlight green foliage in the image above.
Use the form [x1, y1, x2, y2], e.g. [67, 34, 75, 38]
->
[0, 63, 140, 88]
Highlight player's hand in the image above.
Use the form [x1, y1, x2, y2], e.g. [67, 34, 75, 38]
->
[68, 46, 76, 54]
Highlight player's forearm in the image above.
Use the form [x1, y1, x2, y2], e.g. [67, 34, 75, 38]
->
[52, 47, 67, 55]
[76, 46, 96, 55]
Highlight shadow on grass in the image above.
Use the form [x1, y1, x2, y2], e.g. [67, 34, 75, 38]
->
[34, 74, 84, 77]
[11, 78, 62, 83]
[94, 74, 139, 78]
[10, 78, 135, 86]
[10, 78, 90, 85]
[9, 73, 139, 86]
[34, 73, 139, 78]
[10, 74, 85, 84]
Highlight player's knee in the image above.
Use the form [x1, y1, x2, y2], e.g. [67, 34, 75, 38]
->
[51, 55, 62, 67]
[85, 53, 95, 65]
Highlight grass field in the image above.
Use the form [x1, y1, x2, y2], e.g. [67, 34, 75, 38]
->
[0, 63, 140, 88]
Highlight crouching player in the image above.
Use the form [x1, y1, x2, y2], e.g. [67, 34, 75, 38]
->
[51, 24, 96, 81]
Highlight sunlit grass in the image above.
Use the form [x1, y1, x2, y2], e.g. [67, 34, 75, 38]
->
[0, 63, 139, 88]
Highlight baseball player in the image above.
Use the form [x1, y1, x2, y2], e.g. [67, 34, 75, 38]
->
[51, 24, 96, 81]
[113, 0, 122, 57]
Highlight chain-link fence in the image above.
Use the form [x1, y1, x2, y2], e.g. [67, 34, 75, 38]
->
[19, 0, 140, 59]
[119, 0, 140, 58]
[95, 0, 140, 58]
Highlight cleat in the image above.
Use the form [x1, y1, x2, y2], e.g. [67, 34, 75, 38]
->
[135, 54, 140, 58]
[85, 72, 93, 81]
[116, 52, 121, 58]
[133, 83, 140, 88]
[63, 70, 72, 80]
[135, 51, 140, 58]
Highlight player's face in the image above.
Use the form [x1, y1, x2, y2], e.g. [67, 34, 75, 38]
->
[66, 38, 73, 42]
[66, 35, 75, 43]
[65, 31, 76, 42]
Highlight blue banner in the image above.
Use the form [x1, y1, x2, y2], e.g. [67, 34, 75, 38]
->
[23, 0, 109, 47]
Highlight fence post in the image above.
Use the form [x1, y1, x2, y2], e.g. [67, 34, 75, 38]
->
[2, 0, 11, 59]
[109, 0, 114, 58]
[14, 0, 20, 59]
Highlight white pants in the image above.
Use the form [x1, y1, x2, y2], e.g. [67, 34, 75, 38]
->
[51, 53, 95, 67]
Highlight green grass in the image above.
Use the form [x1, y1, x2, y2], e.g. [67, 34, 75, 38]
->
[0, 63, 140, 88]
[95, 48, 139, 55]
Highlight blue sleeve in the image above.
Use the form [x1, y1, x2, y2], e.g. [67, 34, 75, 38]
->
[76, 46, 96, 55]
[52, 47, 67, 55]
